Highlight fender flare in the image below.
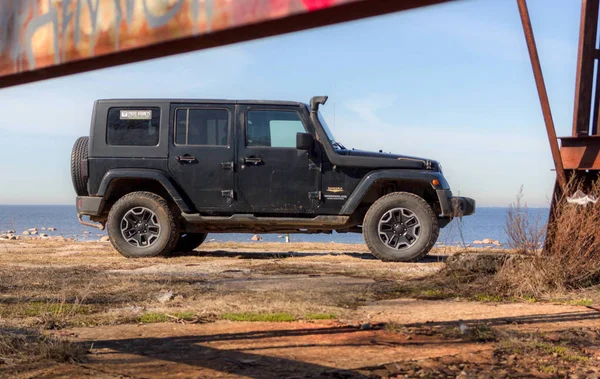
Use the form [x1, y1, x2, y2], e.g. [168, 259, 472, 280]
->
[339, 169, 450, 215]
[97, 169, 193, 213]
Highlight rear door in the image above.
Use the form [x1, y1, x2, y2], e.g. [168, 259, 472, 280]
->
[168, 103, 236, 211]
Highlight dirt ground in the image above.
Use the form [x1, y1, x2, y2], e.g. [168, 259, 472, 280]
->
[1, 239, 599, 378]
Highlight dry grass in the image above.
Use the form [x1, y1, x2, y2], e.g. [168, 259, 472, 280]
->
[1, 240, 436, 328]
[0, 327, 87, 365]
[504, 185, 545, 254]
[496, 177, 600, 297]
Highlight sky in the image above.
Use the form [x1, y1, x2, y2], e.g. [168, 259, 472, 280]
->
[0, 0, 583, 207]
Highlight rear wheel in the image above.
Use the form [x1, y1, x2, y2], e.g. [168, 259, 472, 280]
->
[107, 192, 179, 258]
[172, 233, 208, 253]
[363, 192, 439, 262]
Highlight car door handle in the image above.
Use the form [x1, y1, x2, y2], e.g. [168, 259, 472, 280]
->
[244, 157, 263, 165]
[176, 155, 196, 163]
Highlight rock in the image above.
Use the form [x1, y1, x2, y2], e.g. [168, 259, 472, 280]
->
[156, 291, 174, 304]
[40, 234, 49, 238]
[83, 231, 90, 234]
[22, 231, 30, 235]
[100, 236, 110, 243]
[9, 235, 18, 240]
[251, 235, 262, 241]
[28, 228, 37, 232]
[473, 240, 483, 244]
[6, 230, 15, 234]
[359, 323, 371, 330]
[41, 227, 46, 230]
[97, 234, 103, 237]
[48, 227, 57, 231]
[481, 238, 493, 244]
[0, 234, 7, 239]
[30, 230, 38, 235]
[209, 238, 216, 242]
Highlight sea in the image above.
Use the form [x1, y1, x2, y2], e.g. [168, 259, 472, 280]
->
[0, 205, 549, 245]
[0, 205, 550, 246]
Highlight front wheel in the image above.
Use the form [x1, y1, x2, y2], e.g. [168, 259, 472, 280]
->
[363, 192, 439, 262]
[107, 192, 179, 258]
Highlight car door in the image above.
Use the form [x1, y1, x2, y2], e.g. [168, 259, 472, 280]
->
[168, 103, 236, 211]
[236, 105, 319, 214]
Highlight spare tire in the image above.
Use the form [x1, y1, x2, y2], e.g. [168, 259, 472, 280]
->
[71, 136, 89, 196]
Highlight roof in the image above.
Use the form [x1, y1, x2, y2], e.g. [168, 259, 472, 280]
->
[96, 99, 308, 107]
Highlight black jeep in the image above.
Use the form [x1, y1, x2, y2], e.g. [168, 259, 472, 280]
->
[71, 96, 475, 261]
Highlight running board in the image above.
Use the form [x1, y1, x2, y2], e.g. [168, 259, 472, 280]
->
[181, 213, 350, 227]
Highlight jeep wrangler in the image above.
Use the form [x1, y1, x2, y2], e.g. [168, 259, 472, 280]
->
[71, 96, 475, 261]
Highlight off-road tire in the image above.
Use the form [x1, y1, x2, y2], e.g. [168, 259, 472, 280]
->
[363, 192, 439, 262]
[107, 192, 179, 258]
[172, 233, 208, 253]
[71, 136, 89, 196]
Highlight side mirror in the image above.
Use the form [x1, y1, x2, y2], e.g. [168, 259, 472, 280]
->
[296, 132, 314, 151]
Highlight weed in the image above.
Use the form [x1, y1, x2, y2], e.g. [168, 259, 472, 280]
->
[173, 311, 197, 321]
[566, 298, 593, 306]
[221, 312, 296, 322]
[304, 313, 336, 320]
[418, 289, 453, 300]
[138, 312, 170, 323]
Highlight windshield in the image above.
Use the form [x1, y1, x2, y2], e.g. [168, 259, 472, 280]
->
[317, 111, 345, 150]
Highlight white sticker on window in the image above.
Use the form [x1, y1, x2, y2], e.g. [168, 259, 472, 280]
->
[120, 110, 152, 120]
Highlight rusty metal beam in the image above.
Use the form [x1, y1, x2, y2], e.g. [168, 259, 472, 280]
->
[560, 136, 600, 170]
[0, 0, 451, 89]
[516, 0, 567, 189]
[572, 0, 600, 137]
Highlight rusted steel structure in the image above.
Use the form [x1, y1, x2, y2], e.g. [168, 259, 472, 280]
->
[559, 0, 600, 172]
[0, 0, 450, 89]
[516, 0, 567, 189]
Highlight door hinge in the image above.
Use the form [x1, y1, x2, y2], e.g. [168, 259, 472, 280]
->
[309, 191, 322, 200]
[221, 190, 235, 199]
[222, 162, 234, 170]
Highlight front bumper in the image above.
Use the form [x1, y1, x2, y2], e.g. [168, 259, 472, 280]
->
[436, 190, 476, 218]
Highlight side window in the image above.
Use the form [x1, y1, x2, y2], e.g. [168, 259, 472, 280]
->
[107, 107, 160, 146]
[174, 108, 229, 146]
[247, 110, 306, 148]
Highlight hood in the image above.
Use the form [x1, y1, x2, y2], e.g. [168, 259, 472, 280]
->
[336, 149, 441, 171]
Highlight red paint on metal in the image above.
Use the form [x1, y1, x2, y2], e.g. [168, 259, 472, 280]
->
[0, 0, 451, 88]
[302, 0, 335, 11]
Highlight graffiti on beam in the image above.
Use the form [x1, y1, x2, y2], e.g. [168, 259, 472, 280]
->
[0, 0, 350, 78]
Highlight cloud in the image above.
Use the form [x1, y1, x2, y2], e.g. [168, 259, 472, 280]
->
[340, 94, 549, 155]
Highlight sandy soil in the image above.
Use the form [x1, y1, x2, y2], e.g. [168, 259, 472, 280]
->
[0, 239, 598, 378]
